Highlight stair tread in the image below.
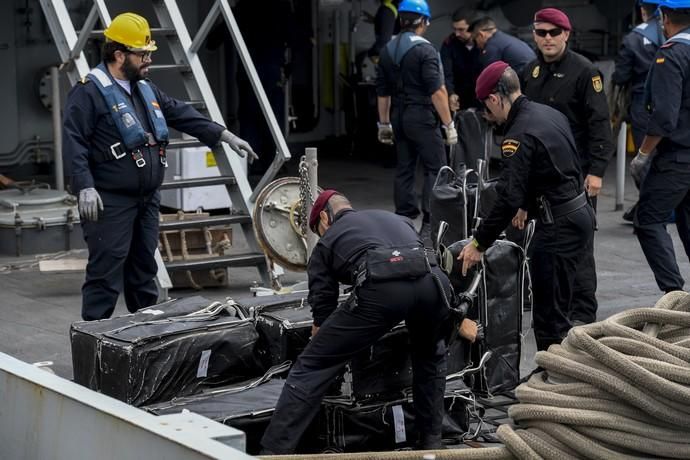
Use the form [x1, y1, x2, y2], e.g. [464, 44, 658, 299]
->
[159, 215, 251, 230]
[160, 176, 236, 190]
[165, 253, 266, 271]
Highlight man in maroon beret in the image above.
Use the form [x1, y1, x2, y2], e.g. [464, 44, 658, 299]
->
[262, 189, 478, 454]
[459, 61, 595, 357]
[521, 7, 612, 328]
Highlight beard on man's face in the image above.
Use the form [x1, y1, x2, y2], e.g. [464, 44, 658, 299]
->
[121, 56, 149, 81]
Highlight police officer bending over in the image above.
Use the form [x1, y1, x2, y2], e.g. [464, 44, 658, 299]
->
[376, 0, 457, 240]
[260, 190, 478, 454]
[632, 0, 690, 294]
[459, 62, 596, 352]
[63, 13, 257, 321]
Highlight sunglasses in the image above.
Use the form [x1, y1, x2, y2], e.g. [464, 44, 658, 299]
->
[534, 27, 564, 38]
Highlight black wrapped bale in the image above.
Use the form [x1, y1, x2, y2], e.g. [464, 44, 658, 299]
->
[71, 296, 224, 390]
[253, 298, 313, 369]
[317, 380, 473, 453]
[442, 239, 525, 395]
[430, 166, 468, 250]
[145, 378, 286, 455]
[96, 307, 261, 406]
[327, 323, 466, 403]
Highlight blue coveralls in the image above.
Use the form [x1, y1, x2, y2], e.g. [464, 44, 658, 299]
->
[479, 30, 536, 74]
[376, 32, 447, 222]
[635, 30, 690, 293]
[612, 17, 663, 149]
[62, 67, 225, 320]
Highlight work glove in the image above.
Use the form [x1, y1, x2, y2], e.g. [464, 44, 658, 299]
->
[449, 94, 460, 112]
[220, 130, 259, 163]
[630, 150, 651, 185]
[442, 121, 458, 146]
[377, 122, 394, 145]
[78, 187, 103, 222]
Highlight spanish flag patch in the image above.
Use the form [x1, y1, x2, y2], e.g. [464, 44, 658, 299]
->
[592, 75, 603, 93]
[656, 57, 665, 64]
[502, 139, 520, 157]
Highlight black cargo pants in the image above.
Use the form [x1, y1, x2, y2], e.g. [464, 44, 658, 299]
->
[530, 205, 596, 351]
[391, 104, 446, 220]
[81, 190, 160, 321]
[261, 267, 452, 454]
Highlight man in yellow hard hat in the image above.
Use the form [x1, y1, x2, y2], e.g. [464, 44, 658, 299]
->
[62, 13, 257, 321]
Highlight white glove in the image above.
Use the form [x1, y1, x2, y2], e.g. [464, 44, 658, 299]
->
[220, 130, 259, 162]
[630, 150, 651, 184]
[377, 122, 394, 145]
[78, 188, 103, 222]
[442, 121, 458, 146]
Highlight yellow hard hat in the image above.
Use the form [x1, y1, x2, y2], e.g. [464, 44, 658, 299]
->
[104, 13, 157, 52]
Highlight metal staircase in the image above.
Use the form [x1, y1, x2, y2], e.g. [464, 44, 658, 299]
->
[39, 0, 294, 288]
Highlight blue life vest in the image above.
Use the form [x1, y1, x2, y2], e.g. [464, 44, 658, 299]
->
[385, 32, 443, 103]
[87, 63, 169, 150]
[632, 18, 664, 47]
[386, 31, 432, 66]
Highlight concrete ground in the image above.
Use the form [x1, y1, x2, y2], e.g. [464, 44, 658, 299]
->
[0, 156, 685, 380]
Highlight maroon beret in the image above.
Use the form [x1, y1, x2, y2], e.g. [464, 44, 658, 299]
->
[309, 189, 341, 234]
[534, 8, 571, 31]
[475, 61, 510, 101]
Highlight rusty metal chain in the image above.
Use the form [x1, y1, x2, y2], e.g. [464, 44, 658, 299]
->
[298, 155, 312, 237]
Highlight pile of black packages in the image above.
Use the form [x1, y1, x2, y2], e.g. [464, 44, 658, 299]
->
[315, 379, 476, 452]
[71, 297, 262, 406]
[441, 238, 526, 396]
[144, 363, 290, 455]
[72, 296, 223, 390]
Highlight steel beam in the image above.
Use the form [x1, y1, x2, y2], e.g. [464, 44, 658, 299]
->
[0, 352, 252, 460]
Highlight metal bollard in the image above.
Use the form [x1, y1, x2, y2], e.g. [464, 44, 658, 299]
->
[615, 123, 627, 211]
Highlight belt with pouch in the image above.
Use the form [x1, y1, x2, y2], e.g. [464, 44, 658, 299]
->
[351, 245, 437, 290]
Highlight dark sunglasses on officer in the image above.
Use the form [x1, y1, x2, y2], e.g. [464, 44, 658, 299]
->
[533, 27, 564, 38]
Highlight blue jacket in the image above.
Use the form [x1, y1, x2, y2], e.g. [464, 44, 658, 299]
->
[646, 32, 690, 154]
[612, 18, 662, 99]
[63, 72, 225, 195]
[480, 30, 535, 74]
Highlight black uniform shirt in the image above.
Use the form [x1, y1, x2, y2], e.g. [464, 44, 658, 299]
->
[522, 49, 613, 178]
[480, 31, 536, 74]
[376, 36, 444, 106]
[646, 37, 690, 154]
[612, 19, 661, 98]
[63, 76, 225, 195]
[307, 209, 422, 326]
[474, 96, 582, 248]
[440, 34, 481, 109]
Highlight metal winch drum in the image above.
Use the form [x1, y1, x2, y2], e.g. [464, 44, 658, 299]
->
[252, 177, 322, 272]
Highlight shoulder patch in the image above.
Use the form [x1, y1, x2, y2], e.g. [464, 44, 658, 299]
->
[532, 65, 540, 79]
[661, 41, 675, 49]
[502, 139, 520, 158]
[592, 75, 603, 93]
